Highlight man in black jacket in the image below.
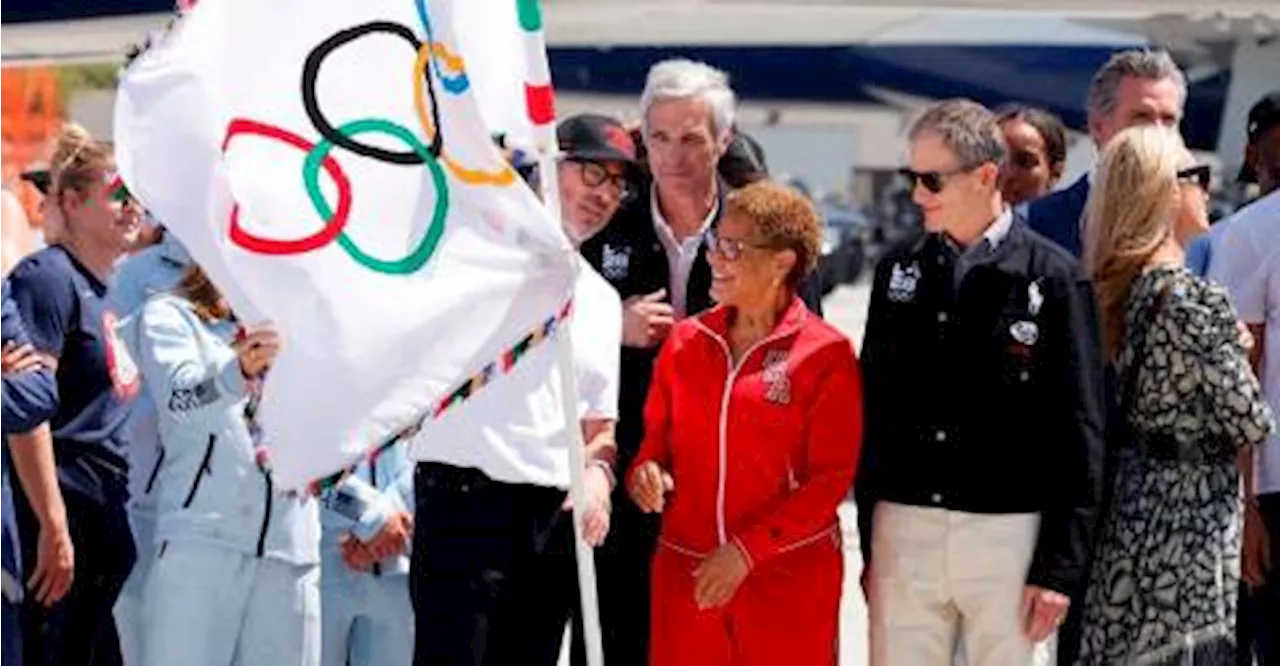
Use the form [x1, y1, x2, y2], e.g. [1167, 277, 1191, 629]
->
[855, 99, 1106, 666]
[579, 58, 822, 666]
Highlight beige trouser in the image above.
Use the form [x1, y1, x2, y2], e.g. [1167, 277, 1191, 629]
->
[868, 502, 1055, 666]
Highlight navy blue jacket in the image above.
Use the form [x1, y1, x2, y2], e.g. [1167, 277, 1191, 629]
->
[1025, 176, 1090, 258]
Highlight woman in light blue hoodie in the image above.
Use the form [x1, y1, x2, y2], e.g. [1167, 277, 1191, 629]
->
[122, 263, 321, 666]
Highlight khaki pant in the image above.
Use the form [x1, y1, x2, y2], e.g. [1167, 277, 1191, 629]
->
[868, 502, 1055, 666]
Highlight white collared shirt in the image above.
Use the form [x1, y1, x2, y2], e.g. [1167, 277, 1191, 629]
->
[651, 188, 718, 319]
[952, 208, 1014, 289]
[981, 207, 1015, 249]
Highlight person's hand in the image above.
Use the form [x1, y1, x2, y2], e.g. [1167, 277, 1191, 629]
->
[28, 517, 74, 606]
[621, 290, 675, 348]
[364, 510, 413, 562]
[562, 464, 612, 547]
[1, 341, 51, 375]
[628, 461, 674, 514]
[234, 324, 281, 378]
[693, 542, 750, 609]
[1243, 500, 1271, 589]
[1237, 321, 1256, 350]
[340, 534, 376, 572]
[1022, 586, 1070, 642]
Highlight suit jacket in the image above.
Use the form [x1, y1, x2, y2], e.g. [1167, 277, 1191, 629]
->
[1025, 175, 1090, 258]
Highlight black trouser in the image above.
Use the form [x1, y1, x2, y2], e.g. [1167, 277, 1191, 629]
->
[1240, 492, 1280, 666]
[411, 462, 580, 666]
[14, 481, 134, 666]
[569, 487, 660, 666]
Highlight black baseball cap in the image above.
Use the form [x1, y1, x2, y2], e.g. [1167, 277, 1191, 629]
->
[1239, 91, 1280, 183]
[20, 169, 51, 195]
[557, 114, 637, 165]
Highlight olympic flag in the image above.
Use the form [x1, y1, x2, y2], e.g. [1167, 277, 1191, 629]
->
[114, 0, 577, 489]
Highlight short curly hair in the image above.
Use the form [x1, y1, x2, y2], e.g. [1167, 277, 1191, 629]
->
[723, 181, 821, 289]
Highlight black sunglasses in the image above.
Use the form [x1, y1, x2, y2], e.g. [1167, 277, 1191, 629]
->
[1176, 164, 1211, 191]
[898, 166, 972, 195]
[20, 170, 51, 195]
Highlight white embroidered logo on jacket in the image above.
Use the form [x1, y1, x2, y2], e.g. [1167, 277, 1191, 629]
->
[762, 349, 791, 405]
[601, 244, 631, 281]
[887, 262, 921, 303]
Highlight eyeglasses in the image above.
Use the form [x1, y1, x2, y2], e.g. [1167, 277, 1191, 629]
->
[1176, 164, 1211, 192]
[704, 228, 773, 261]
[897, 166, 973, 194]
[572, 160, 631, 199]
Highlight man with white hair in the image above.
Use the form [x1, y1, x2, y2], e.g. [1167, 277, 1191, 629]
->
[579, 58, 824, 666]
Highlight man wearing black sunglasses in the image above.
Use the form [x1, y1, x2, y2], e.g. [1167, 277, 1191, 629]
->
[857, 99, 1106, 666]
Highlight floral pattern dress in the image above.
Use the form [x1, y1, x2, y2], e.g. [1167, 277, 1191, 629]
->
[1076, 265, 1274, 665]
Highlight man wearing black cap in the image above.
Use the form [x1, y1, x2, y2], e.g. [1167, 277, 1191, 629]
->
[409, 113, 634, 666]
[1238, 91, 1280, 195]
[1207, 90, 1280, 666]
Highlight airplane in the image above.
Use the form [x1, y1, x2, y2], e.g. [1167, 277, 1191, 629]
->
[3, 0, 1277, 185]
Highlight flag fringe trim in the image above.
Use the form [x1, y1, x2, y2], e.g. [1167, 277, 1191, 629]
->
[305, 297, 574, 495]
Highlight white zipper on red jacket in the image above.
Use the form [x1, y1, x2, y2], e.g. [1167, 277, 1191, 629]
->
[691, 318, 800, 546]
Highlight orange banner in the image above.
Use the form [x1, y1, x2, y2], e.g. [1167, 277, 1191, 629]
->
[2, 66, 63, 213]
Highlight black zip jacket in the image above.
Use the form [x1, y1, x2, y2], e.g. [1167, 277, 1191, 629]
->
[853, 218, 1106, 597]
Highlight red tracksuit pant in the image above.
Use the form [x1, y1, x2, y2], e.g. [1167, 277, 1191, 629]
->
[648, 533, 842, 666]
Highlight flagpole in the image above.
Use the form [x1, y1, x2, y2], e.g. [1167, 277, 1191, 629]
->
[524, 2, 605, 664]
[539, 141, 607, 666]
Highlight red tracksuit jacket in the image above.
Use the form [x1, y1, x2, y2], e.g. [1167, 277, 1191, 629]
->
[632, 297, 863, 665]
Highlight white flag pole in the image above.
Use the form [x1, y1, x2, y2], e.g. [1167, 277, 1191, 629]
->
[538, 133, 607, 666]
[526, 4, 605, 664]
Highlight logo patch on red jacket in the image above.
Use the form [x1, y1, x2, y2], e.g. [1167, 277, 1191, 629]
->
[762, 349, 790, 405]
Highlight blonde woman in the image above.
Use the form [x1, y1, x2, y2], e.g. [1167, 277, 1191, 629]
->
[1076, 125, 1275, 663]
[6, 125, 143, 665]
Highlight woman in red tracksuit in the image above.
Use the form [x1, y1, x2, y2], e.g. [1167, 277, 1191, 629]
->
[628, 181, 862, 666]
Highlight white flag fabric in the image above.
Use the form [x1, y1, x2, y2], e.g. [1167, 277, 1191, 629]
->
[115, 0, 576, 489]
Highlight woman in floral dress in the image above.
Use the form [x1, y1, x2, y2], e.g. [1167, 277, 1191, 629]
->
[1077, 125, 1274, 664]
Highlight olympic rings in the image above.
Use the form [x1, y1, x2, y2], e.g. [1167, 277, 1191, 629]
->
[225, 2, 512, 271]
[302, 21, 442, 165]
[223, 118, 353, 256]
[413, 44, 516, 186]
[304, 118, 449, 276]
[413, 0, 470, 93]
[516, 0, 543, 31]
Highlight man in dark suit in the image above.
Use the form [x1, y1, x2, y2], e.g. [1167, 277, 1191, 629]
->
[1025, 49, 1187, 257]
